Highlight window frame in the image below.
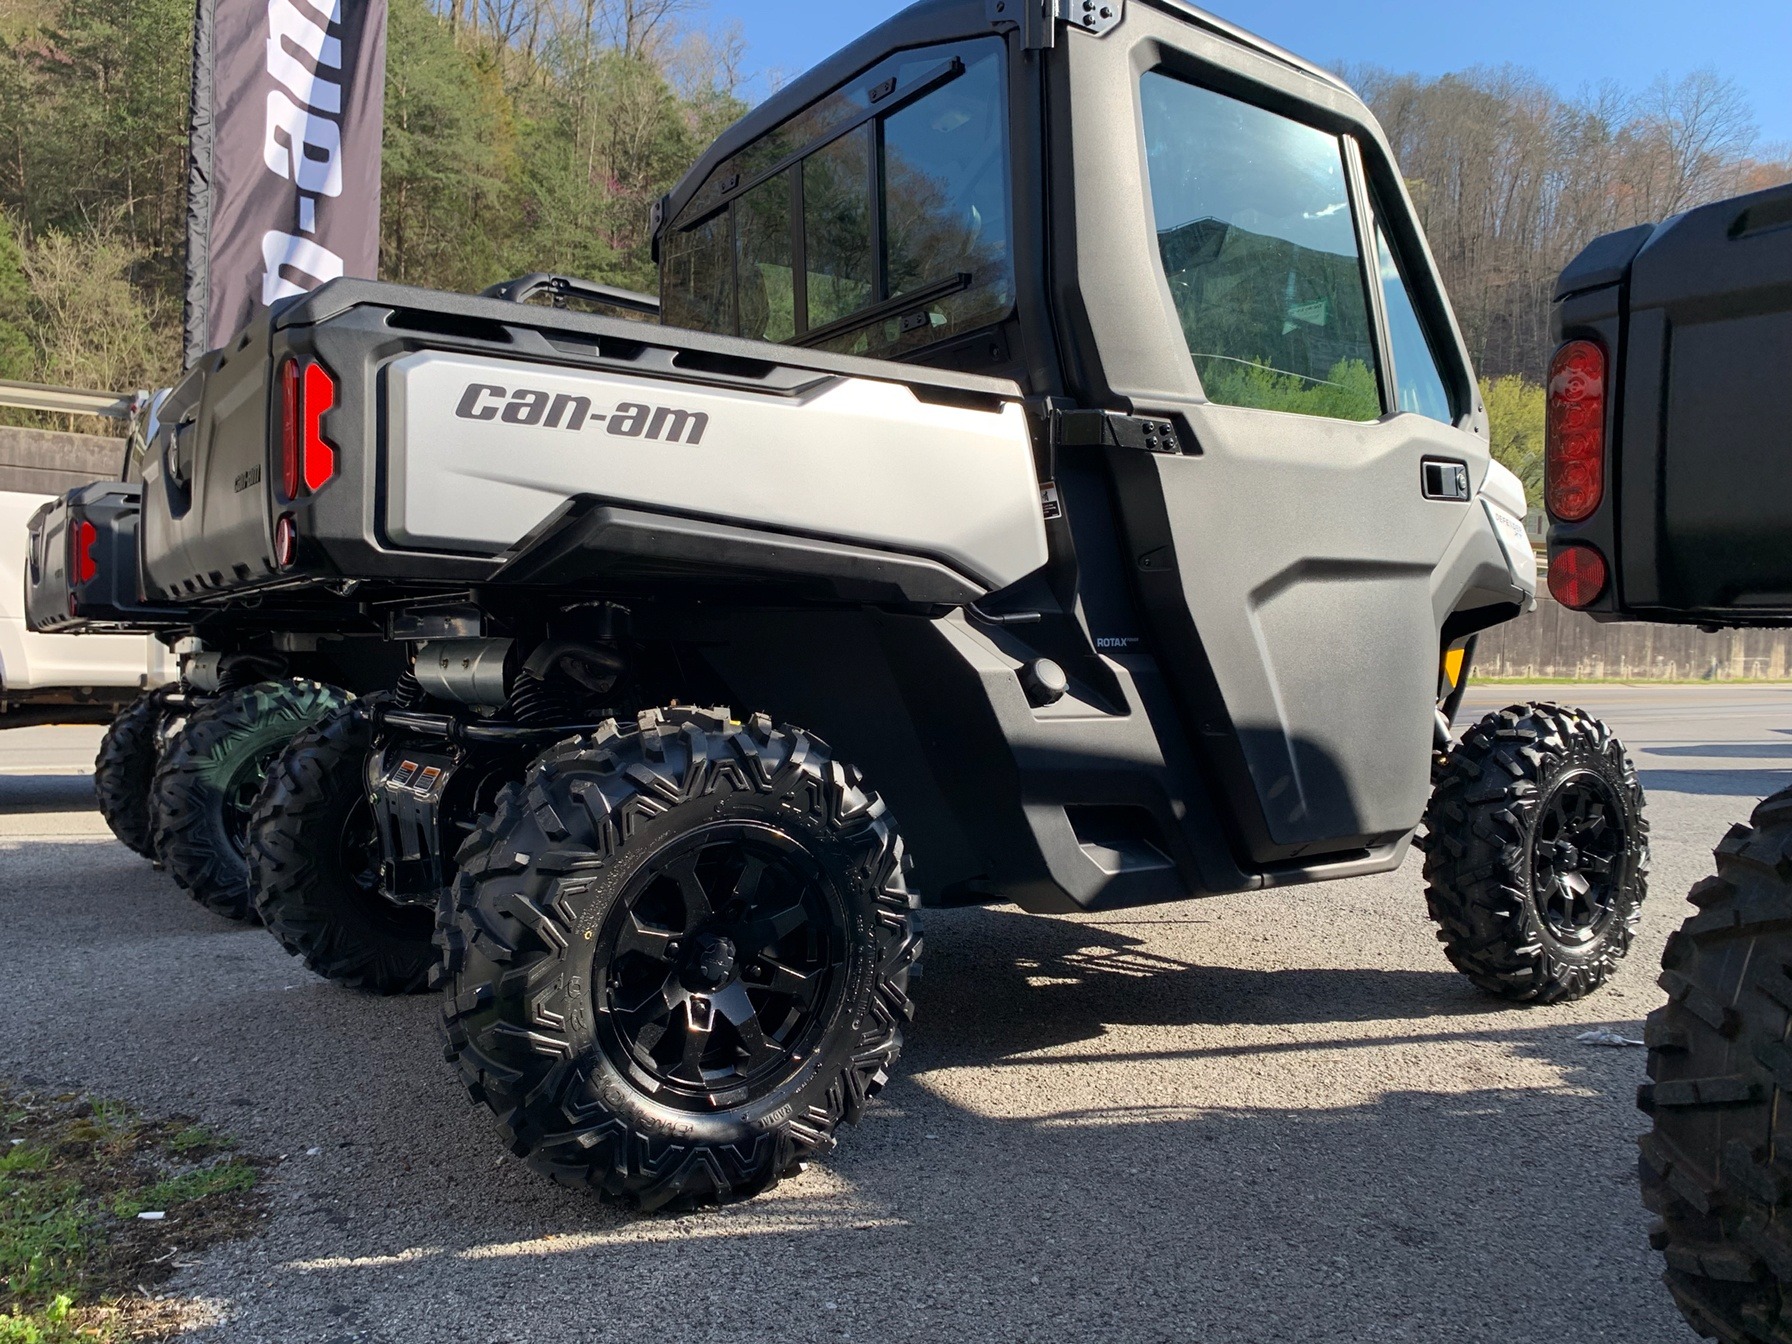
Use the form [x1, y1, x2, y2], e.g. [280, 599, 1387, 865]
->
[1360, 184, 1468, 427]
[1135, 59, 1475, 429]
[664, 41, 1014, 353]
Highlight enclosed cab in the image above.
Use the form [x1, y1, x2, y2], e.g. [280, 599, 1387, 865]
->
[1547, 178, 1792, 625]
[651, 0, 1534, 888]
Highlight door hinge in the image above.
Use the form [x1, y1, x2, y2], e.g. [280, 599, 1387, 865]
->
[1058, 0, 1123, 37]
[1054, 409, 1185, 455]
[989, 0, 1123, 48]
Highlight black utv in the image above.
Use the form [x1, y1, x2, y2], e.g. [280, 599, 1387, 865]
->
[133, 0, 1647, 1209]
[24, 402, 404, 921]
[1549, 177, 1792, 1344]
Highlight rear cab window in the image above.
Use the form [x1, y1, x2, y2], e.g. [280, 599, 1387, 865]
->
[661, 38, 1015, 362]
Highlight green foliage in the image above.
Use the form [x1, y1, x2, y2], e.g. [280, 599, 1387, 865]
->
[1201, 358, 1384, 423]
[0, 1295, 75, 1344]
[0, 1170, 89, 1314]
[0, 0, 743, 389]
[0, 214, 31, 380]
[112, 1159, 255, 1219]
[1481, 374, 1546, 504]
[1, 1086, 264, 1344]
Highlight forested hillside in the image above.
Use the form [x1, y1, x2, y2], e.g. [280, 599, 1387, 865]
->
[0, 0, 744, 400]
[0, 0, 1786, 491]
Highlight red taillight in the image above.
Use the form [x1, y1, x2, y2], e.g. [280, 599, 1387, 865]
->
[1546, 339, 1606, 523]
[302, 362, 337, 491]
[274, 513, 298, 569]
[71, 519, 98, 585]
[280, 357, 302, 499]
[278, 357, 337, 499]
[1549, 543, 1608, 609]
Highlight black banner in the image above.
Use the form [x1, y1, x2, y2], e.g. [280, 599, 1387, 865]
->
[184, 0, 386, 364]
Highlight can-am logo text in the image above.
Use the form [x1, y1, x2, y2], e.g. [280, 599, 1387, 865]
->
[454, 383, 709, 445]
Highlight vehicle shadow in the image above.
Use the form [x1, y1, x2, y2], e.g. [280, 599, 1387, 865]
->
[908, 904, 1484, 1069]
[1649, 743, 1792, 759]
[1638, 767, 1788, 797]
[0, 773, 99, 814]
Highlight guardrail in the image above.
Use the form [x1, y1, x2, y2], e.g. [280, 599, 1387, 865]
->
[0, 379, 135, 421]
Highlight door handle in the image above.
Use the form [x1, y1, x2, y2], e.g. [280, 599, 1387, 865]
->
[1421, 458, 1470, 502]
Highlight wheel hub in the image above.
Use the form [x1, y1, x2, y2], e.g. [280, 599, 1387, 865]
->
[1530, 768, 1625, 946]
[592, 823, 847, 1108]
[685, 932, 738, 990]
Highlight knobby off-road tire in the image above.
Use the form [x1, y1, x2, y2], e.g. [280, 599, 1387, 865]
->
[441, 707, 921, 1211]
[250, 702, 437, 994]
[1641, 789, 1792, 1344]
[153, 680, 350, 921]
[1424, 702, 1648, 1003]
[94, 685, 181, 858]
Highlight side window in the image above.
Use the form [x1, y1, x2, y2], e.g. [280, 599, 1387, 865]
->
[874, 46, 1012, 357]
[804, 128, 875, 332]
[660, 38, 1014, 359]
[1374, 223, 1456, 425]
[737, 172, 796, 343]
[1140, 72, 1384, 423]
[661, 211, 732, 337]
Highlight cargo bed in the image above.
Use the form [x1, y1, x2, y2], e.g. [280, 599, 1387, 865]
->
[141, 280, 1049, 612]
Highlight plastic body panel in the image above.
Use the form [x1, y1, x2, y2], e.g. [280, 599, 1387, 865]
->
[139, 280, 1045, 607]
[1, 489, 160, 695]
[1552, 181, 1792, 626]
[1043, 6, 1521, 864]
[383, 350, 1045, 588]
[25, 483, 181, 634]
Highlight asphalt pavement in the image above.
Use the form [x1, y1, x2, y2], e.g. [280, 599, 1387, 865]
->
[3, 684, 1786, 1343]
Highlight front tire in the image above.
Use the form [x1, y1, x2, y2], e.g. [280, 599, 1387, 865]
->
[152, 680, 350, 921]
[250, 702, 437, 994]
[94, 686, 181, 858]
[1423, 702, 1648, 1003]
[440, 707, 921, 1211]
[1641, 789, 1792, 1344]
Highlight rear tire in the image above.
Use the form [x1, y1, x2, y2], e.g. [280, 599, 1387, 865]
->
[153, 680, 349, 921]
[440, 707, 921, 1211]
[250, 702, 437, 994]
[94, 686, 180, 858]
[1641, 789, 1792, 1344]
[1423, 702, 1648, 1003]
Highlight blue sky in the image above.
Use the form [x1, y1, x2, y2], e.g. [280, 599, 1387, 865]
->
[705, 0, 1792, 147]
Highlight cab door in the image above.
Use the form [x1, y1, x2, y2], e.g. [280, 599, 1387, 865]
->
[1053, 17, 1496, 865]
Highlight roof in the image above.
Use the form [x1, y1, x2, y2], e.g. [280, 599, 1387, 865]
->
[661, 0, 1358, 232]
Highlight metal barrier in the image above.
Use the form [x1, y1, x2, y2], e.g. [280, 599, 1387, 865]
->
[0, 378, 134, 421]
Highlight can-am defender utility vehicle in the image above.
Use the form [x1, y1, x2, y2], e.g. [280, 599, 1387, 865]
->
[1549, 178, 1792, 1344]
[142, 0, 1647, 1209]
[25, 399, 404, 920]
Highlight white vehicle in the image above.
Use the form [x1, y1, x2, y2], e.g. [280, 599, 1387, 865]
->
[1, 395, 168, 729]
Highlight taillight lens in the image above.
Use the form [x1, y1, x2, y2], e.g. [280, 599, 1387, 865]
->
[302, 362, 337, 491]
[278, 357, 337, 499]
[280, 357, 301, 499]
[1546, 339, 1606, 523]
[1549, 543, 1608, 609]
[274, 513, 298, 569]
[71, 519, 98, 585]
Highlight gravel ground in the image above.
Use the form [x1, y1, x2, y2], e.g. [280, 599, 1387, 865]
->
[4, 684, 1785, 1344]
